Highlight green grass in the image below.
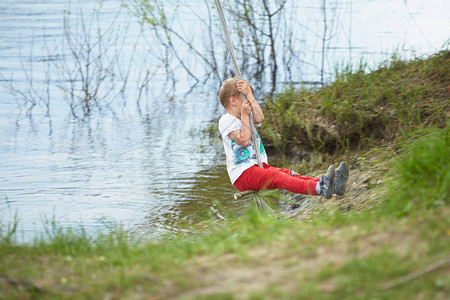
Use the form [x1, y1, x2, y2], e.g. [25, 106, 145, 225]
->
[382, 127, 450, 217]
[1, 205, 448, 298]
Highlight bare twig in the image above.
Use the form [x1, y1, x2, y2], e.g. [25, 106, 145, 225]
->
[380, 257, 450, 290]
[210, 206, 227, 221]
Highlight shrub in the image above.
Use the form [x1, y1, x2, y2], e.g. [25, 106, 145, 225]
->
[386, 127, 449, 216]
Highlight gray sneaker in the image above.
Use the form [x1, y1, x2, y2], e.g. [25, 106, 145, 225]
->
[334, 161, 349, 196]
[319, 165, 335, 199]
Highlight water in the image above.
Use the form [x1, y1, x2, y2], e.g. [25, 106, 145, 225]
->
[0, 0, 448, 242]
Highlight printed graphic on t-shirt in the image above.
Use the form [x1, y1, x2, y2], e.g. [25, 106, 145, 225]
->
[231, 140, 250, 165]
[231, 133, 266, 165]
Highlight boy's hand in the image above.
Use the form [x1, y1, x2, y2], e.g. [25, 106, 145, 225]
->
[237, 80, 252, 97]
[241, 100, 252, 116]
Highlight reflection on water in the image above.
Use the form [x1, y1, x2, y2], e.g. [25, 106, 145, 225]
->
[0, 0, 448, 242]
[0, 98, 228, 240]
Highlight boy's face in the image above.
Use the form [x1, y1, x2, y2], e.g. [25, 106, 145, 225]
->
[230, 93, 243, 109]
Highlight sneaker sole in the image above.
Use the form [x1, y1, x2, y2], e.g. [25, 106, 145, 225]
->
[324, 165, 335, 199]
[335, 161, 349, 196]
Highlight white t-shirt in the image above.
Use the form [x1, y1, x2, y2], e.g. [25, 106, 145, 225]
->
[218, 113, 268, 184]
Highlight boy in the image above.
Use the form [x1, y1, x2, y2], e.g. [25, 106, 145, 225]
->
[218, 78, 348, 199]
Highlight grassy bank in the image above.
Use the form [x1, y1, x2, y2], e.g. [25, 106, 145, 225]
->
[1, 52, 449, 299]
[261, 50, 449, 167]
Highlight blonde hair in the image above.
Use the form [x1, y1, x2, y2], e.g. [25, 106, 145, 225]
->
[218, 78, 254, 108]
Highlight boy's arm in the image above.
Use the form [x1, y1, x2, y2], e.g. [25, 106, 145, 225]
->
[228, 101, 252, 147]
[246, 94, 264, 125]
[237, 80, 264, 124]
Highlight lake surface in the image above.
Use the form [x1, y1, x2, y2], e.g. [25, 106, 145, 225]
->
[0, 0, 448, 242]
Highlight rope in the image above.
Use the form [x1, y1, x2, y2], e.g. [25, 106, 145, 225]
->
[214, 0, 283, 221]
[214, 0, 262, 168]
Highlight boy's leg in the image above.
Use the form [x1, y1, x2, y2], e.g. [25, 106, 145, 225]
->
[264, 166, 320, 183]
[234, 164, 319, 195]
[275, 165, 335, 199]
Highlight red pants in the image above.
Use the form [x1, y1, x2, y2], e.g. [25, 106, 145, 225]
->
[233, 163, 319, 195]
